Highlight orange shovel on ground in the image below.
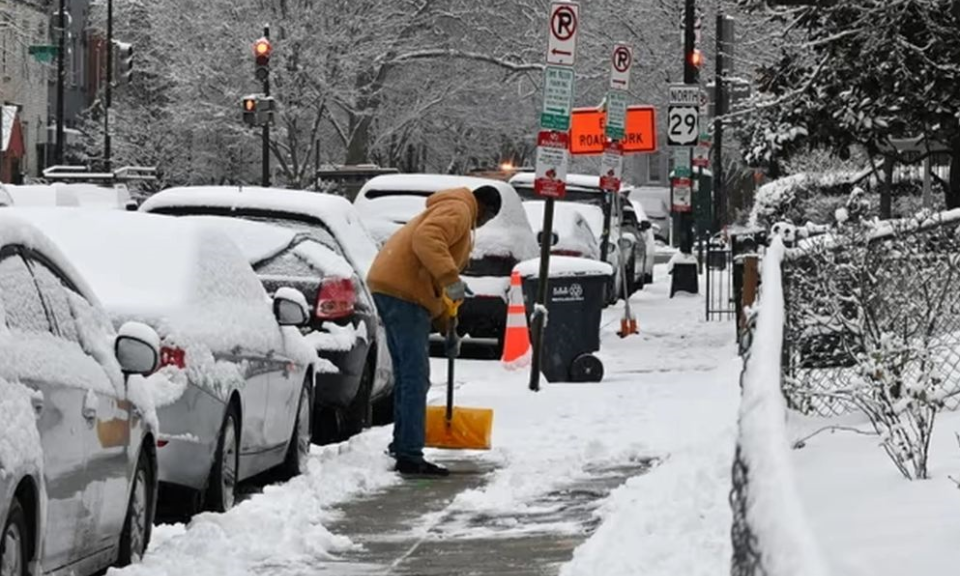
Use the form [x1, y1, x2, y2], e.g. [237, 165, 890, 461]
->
[424, 301, 494, 450]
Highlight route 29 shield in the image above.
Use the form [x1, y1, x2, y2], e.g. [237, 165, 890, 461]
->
[535, 130, 569, 198]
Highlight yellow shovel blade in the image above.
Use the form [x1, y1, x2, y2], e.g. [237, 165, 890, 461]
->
[424, 405, 493, 450]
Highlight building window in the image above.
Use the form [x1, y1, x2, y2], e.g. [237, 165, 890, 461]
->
[648, 152, 662, 182]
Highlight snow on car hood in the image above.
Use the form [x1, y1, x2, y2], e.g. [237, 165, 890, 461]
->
[0, 378, 43, 480]
[356, 175, 539, 261]
[140, 186, 379, 277]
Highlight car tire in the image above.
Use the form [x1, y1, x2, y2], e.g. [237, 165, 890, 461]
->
[1, 498, 28, 576]
[342, 354, 375, 439]
[372, 388, 395, 426]
[117, 448, 154, 566]
[205, 406, 240, 513]
[281, 382, 312, 478]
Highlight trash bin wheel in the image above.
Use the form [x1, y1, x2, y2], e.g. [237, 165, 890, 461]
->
[570, 354, 604, 383]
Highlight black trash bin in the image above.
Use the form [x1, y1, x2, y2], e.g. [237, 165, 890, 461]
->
[516, 257, 613, 383]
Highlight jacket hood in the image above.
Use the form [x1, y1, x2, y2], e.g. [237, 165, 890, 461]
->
[425, 187, 478, 224]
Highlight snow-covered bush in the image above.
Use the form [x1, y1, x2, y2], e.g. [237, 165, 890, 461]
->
[784, 209, 960, 480]
[750, 172, 860, 230]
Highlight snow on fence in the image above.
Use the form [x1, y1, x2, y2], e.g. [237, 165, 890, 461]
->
[729, 237, 829, 576]
[781, 209, 960, 417]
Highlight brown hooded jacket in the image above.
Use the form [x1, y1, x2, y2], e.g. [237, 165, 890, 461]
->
[367, 187, 477, 319]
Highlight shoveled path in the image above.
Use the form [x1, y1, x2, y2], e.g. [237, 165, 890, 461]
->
[296, 457, 653, 576]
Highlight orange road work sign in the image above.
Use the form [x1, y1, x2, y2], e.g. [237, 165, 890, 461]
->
[568, 106, 658, 155]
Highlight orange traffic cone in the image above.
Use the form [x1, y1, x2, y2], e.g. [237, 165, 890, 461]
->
[501, 271, 532, 369]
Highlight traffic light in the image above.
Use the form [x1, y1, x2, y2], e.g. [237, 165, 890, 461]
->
[242, 96, 258, 126]
[253, 37, 271, 82]
[258, 96, 277, 125]
[689, 48, 704, 69]
[113, 40, 134, 84]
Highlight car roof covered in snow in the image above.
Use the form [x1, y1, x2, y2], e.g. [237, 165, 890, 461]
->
[356, 174, 538, 261]
[0, 210, 100, 305]
[8, 208, 270, 323]
[140, 186, 379, 277]
[183, 215, 356, 279]
[3, 183, 133, 210]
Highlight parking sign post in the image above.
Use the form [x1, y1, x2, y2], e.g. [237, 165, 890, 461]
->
[531, 2, 579, 393]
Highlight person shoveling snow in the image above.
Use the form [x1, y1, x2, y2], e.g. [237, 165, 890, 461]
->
[367, 185, 501, 477]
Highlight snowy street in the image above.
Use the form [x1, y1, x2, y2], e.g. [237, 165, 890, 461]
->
[106, 268, 740, 576]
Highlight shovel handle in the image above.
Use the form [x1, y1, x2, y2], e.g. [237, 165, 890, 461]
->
[445, 316, 457, 424]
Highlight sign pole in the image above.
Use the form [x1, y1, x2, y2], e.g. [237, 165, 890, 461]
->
[530, 1, 579, 393]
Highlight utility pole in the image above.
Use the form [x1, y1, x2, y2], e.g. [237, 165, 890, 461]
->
[261, 25, 270, 188]
[55, 0, 66, 165]
[104, 0, 113, 171]
[681, 0, 697, 254]
[713, 11, 727, 232]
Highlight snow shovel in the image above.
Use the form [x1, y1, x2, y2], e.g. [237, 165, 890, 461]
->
[424, 307, 493, 450]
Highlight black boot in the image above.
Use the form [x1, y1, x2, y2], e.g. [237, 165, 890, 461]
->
[395, 458, 450, 477]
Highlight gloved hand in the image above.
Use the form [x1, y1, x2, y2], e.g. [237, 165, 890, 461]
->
[442, 279, 467, 317]
[444, 331, 461, 358]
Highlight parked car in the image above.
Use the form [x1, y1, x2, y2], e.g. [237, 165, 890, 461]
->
[522, 200, 601, 260]
[13, 209, 316, 516]
[355, 174, 539, 351]
[511, 173, 653, 298]
[621, 198, 657, 286]
[139, 186, 393, 440]
[628, 186, 671, 243]
[0, 211, 162, 576]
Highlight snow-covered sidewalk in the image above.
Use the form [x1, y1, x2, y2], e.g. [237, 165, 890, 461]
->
[110, 267, 741, 576]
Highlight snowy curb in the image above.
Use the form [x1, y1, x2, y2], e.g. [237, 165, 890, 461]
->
[732, 237, 830, 576]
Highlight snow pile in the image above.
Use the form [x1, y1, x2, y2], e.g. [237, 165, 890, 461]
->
[109, 429, 401, 576]
[0, 377, 43, 480]
[514, 256, 613, 278]
[141, 186, 379, 278]
[736, 238, 829, 576]
[303, 321, 367, 353]
[355, 174, 539, 261]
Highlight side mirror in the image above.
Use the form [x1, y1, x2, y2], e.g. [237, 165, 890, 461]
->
[115, 322, 161, 375]
[537, 230, 559, 247]
[640, 220, 652, 231]
[274, 287, 310, 327]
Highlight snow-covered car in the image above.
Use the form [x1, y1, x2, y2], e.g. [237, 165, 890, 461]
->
[12, 209, 317, 516]
[0, 212, 162, 575]
[511, 172, 648, 299]
[355, 174, 539, 351]
[140, 186, 393, 439]
[2, 183, 136, 210]
[0, 184, 11, 206]
[522, 200, 601, 260]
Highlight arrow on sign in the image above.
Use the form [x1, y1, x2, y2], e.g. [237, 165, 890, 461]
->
[551, 48, 572, 56]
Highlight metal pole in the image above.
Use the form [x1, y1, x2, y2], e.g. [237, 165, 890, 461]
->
[261, 25, 271, 188]
[681, 0, 697, 256]
[923, 153, 932, 209]
[529, 196, 555, 392]
[55, 0, 66, 165]
[713, 11, 726, 233]
[598, 190, 613, 263]
[104, 0, 113, 171]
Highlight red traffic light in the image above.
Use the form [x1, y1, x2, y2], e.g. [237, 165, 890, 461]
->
[253, 38, 272, 58]
[243, 98, 257, 112]
[689, 48, 704, 68]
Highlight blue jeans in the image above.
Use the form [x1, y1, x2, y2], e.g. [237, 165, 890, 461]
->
[374, 294, 431, 462]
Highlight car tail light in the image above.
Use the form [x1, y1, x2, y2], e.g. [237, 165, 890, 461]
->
[552, 249, 584, 258]
[316, 278, 355, 320]
[159, 346, 186, 369]
[157, 440, 169, 448]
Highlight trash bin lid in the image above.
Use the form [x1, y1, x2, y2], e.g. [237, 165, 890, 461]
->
[514, 256, 613, 279]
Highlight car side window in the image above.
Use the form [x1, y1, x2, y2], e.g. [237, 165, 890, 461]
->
[29, 260, 81, 343]
[0, 254, 52, 334]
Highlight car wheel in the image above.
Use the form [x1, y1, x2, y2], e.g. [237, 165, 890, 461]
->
[282, 382, 312, 478]
[117, 448, 153, 566]
[342, 354, 375, 439]
[0, 498, 28, 576]
[206, 406, 239, 513]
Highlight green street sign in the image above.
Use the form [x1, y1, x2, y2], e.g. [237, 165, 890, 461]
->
[28, 45, 59, 63]
[540, 66, 575, 131]
[605, 91, 627, 140]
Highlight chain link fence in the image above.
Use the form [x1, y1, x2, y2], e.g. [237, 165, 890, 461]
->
[781, 213, 960, 416]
